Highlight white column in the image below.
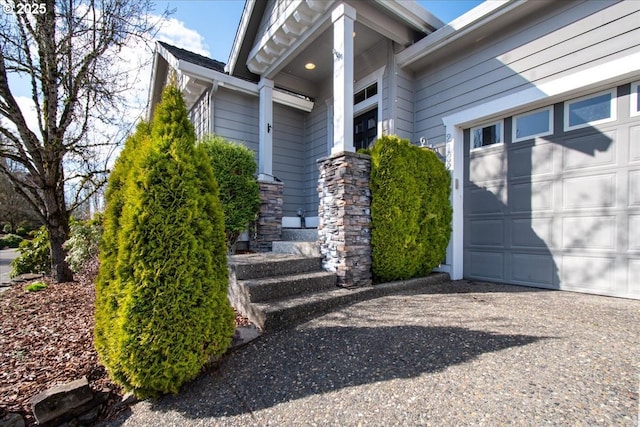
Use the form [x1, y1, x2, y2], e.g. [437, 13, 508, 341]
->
[258, 78, 274, 180]
[443, 121, 464, 280]
[331, 3, 356, 154]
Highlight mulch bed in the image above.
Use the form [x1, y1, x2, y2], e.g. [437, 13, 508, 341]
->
[0, 276, 251, 426]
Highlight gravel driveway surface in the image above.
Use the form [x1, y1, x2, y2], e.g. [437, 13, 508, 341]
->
[100, 280, 640, 426]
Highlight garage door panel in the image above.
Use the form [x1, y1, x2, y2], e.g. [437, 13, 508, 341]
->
[512, 218, 553, 248]
[468, 251, 504, 281]
[469, 219, 503, 246]
[469, 151, 506, 182]
[468, 185, 507, 214]
[629, 215, 640, 250]
[628, 259, 640, 296]
[510, 143, 554, 178]
[511, 253, 556, 286]
[629, 170, 640, 206]
[563, 173, 616, 209]
[560, 255, 616, 292]
[511, 181, 553, 212]
[561, 130, 616, 170]
[562, 216, 616, 249]
[629, 125, 640, 163]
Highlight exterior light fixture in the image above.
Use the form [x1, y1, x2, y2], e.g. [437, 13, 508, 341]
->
[305, 62, 316, 70]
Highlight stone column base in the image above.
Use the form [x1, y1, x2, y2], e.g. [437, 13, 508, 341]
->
[250, 180, 283, 252]
[317, 151, 371, 287]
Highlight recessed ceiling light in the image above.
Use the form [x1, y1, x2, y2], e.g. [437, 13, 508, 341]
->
[305, 62, 316, 70]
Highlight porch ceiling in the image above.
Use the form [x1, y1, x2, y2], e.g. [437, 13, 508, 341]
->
[273, 21, 386, 98]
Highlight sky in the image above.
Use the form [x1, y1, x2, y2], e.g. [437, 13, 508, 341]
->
[152, 0, 485, 63]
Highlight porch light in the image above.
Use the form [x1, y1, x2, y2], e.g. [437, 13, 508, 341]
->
[305, 62, 316, 70]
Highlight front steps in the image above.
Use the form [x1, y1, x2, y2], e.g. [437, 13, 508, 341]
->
[272, 228, 320, 257]
[228, 253, 450, 331]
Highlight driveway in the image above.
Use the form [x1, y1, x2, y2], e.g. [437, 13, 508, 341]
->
[101, 281, 640, 426]
[0, 248, 18, 285]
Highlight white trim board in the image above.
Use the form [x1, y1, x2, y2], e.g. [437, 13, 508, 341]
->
[441, 53, 640, 280]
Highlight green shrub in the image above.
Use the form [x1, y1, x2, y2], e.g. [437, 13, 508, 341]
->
[0, 233, 23, 249]
[25, 281, 48, 292]
[200, 135, 260, 252]
[10, 227, 51, 277]
[64, 216, 103, 274]
[95, 84, 234, 398]
[3, 223, 12, 234]
[369, 135, 452, 282]
[15, 226, 27, 237]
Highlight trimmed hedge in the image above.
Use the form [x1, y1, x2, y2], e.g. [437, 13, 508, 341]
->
[95, 84, 234, 398]
[369, 135, 452, 282]
[200, 135, 260, 252]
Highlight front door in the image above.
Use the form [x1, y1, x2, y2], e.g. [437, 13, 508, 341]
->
[354, 108, 377, 151]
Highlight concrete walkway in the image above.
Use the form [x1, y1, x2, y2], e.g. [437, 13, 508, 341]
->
[0, 248, 18, 287]
[100, 280, 640, 426]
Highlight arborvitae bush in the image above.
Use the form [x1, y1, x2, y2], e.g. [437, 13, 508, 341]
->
[369, 135, 452, 282]
[200, 135, 260, 252]
[95, 84, 234, 398]
[94, 121, 150, 376]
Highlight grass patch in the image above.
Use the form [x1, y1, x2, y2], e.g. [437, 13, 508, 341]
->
[25, 281, 48, 292]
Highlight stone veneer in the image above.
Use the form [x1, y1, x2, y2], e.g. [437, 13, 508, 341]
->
[250, 180, 283, 252]
[317, 151, 372, 287]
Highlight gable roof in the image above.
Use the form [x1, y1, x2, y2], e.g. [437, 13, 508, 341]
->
[157, 41, 226, 73]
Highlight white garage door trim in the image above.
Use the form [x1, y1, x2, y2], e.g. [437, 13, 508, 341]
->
[441, 52, 640, 281]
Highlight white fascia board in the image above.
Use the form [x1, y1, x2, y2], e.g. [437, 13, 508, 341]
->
[147, 50, 161, 121]
[156, 41, 181, 72]
[226, 0, 256, 75]
[273, 90, 314, 112]
[372, 0, 444, 32]
[179, 60, 314, 112]
[396, 0, 520, 69]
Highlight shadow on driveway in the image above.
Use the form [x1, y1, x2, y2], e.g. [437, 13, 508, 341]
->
[135, 324, 545, 421]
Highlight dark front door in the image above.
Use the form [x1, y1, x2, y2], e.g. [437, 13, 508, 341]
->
[354, 108, 377, 151]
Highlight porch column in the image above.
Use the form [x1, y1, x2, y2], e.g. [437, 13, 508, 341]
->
[331, 3, 356, 154]
[258, 78, 274, 180]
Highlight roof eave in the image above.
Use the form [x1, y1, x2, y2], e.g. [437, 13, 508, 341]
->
[396, 0, 525, 70]
[226, 0, 256, 75]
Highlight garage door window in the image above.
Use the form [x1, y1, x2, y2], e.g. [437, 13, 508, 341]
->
[471, 121, 502, 150]
[631, 81, 640, 117]
[564, 89, 616, 131]
[513, 107, 553, 142]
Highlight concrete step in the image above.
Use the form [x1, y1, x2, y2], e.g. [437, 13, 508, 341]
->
[242, 271, 337, 303]
[281, 228, 318, 241]
[229, 253, 322, 280]
[251, 272, 451, 331]
[272, 241, 320, 257]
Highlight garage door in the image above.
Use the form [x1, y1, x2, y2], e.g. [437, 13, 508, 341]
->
[463, 83, 640, 299]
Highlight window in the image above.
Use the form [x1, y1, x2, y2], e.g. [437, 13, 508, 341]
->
[564, 89, 616, 131]
[513, 107, 553, 142]
[471, 121, 503, 150]
[354, 82, 377, 105]
[631, 81, 640, 117]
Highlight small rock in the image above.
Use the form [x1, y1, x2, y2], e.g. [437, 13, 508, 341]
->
[31, 377, 93, 425]
[0, 413, 25, 427]
[230, 325, 261, 350]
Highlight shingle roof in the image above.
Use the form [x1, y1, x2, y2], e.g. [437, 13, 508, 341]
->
[157, 41, 226, 73]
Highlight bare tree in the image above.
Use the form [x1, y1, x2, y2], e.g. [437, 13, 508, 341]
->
[0, 0, 165, 282]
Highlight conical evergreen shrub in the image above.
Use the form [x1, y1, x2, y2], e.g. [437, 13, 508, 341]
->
[95, 85, 234, 397]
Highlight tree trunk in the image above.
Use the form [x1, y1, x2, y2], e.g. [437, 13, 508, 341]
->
[44, 184, 73, 283]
